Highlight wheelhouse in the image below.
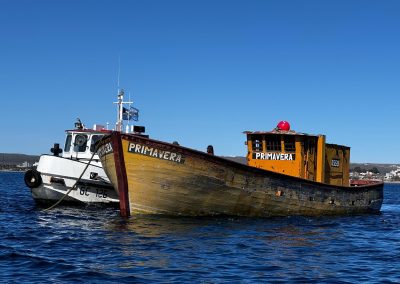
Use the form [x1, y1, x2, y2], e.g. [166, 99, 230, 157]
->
[63, 128, 111, 160]
[244, 124, 350, 186]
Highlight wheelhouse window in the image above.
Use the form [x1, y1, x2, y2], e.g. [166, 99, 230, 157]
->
[284, 136, 296, 152]
[90, 135, 103, 153]
[64, 134, 72, 152]
[74, 134, 88, 152]
[251, 135, 263, 152]
[266, 135, 282, 151]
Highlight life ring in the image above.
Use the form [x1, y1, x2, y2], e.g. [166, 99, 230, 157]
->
[24, 169, 42, 188]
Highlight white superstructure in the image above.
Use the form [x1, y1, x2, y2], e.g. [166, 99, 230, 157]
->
[24, 89, 143, 206]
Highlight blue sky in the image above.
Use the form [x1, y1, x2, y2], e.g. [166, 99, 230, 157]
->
[0, 0, 399, 163]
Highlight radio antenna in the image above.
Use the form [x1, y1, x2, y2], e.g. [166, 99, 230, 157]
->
[117, 55, 121, 89]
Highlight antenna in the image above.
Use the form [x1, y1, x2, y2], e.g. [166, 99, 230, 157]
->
[117, 55, 121, 89]
[113, 56, 134, 132]
[115, 56, 122, 131]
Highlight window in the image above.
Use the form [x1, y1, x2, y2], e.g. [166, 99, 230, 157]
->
[266, 135, 281, 151]
[74, 134, 88, 152]
[284, 136, 296, 152]
[64, 134, 72, 152]
[90, 135, 103, 153]
[251, 135, 263, 152]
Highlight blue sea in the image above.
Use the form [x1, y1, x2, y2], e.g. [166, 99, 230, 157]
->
[0, 172, 399, 283]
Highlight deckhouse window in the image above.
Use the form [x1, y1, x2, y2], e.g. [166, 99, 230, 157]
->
[90, 135, 103, 153]
[64, 134, 72, 152]
[266, 135, 282, 151]
[284, 136, 296, 152]
[74, 134, 88, 152]
[251, 135, 263, 152]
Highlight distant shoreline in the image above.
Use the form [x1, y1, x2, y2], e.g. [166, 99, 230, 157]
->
[2, 169, 400, 185]
[0, 169, 26, 173]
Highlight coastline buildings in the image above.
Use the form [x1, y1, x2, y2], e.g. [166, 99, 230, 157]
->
[384, 166, 400, 181]
[350, 165, 400, 182]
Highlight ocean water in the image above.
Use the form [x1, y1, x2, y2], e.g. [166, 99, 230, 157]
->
[0, 172, 399, 283]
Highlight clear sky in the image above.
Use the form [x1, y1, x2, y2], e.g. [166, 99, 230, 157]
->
[0, 0, 399, 163]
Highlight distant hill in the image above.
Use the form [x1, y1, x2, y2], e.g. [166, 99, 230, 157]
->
[349, 163, 399, 175]
[0, 153, 40, 165]
[222, 156, 399, 174]
[1, 153, 398, 174]
[223, 156, 247, 164]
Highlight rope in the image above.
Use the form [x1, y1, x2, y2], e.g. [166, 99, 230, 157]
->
[43, 151, 97, 211]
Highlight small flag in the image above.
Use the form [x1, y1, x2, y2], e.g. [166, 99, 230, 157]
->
[122, 107, 139, 121]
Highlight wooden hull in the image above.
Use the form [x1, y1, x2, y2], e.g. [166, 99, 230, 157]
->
[97, 132, 383, 217]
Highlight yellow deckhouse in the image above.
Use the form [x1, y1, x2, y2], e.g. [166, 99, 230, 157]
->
[244, 121, 350, 186]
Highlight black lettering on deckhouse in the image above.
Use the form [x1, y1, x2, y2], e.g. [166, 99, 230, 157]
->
[128, 143, 185, 164]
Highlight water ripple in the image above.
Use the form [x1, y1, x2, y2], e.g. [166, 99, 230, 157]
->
[0, 172, 399, 283]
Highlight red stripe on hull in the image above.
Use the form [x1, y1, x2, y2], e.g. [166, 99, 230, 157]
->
[111, 132, 130, 217]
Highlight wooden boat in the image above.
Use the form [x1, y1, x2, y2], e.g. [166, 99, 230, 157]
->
[96, 121, 383, 217]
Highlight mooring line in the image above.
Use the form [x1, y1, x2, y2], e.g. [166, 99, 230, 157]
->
[43, 151, 96, 211]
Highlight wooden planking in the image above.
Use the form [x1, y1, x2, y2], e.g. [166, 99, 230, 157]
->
[111, 134, 383, 217]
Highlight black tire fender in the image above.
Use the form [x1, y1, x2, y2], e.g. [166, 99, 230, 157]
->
[24, 169, 42, 188]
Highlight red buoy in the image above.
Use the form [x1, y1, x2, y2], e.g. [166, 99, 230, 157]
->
[277, 120, 290, 131]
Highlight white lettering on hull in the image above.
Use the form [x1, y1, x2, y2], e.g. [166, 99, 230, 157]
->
[128, 143, 185, 164]
[97, 142, 113, 158]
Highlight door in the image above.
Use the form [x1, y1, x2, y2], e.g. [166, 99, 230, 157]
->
[304, 138, 317, 181]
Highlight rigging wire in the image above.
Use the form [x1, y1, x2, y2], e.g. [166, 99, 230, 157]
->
[43, 151, 96, 211]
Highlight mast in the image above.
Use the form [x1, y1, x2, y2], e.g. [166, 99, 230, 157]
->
[114, 89, 133, 132]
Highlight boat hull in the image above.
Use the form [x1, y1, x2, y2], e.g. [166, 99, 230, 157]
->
[97, 132, 383, 217]
[25, 155, 119, 205]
